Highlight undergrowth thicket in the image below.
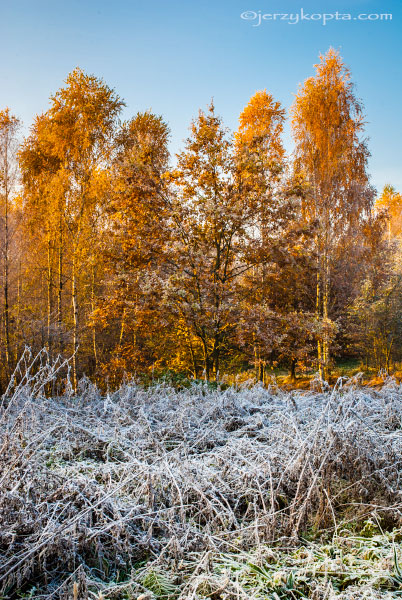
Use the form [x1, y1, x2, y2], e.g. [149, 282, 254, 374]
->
[1, 350, 402, 599]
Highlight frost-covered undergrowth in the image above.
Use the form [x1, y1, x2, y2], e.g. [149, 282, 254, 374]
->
[1, 352, 402, 598]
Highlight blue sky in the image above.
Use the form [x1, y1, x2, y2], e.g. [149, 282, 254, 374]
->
[1, 0, 401, 193]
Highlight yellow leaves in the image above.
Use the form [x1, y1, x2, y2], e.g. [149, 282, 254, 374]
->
[0, 107, 20, 131]
[376, 185, 402, 215]
[235, 90, 285, 159]
[163, 169, 182, 184]
[44, 68, 124, 165]
[234, 90, 286, 198]
[236, 90, 285, 142]
[375, 185, 402, 239]
[11, 193, 24, 212]
[90, 167, 111, 197]
[291, 47, 370, 220]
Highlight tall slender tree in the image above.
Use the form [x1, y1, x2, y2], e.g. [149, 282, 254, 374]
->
[94, 111, 171, 381]
[19, 69, 124, 388]
[0, 109, 20, 378]
[291, 49, 374, 380]
[375, 184, 402, 242]
[234, 90, 286, 379]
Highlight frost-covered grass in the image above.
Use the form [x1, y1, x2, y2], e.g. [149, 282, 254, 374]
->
[1, 350, 402, 598]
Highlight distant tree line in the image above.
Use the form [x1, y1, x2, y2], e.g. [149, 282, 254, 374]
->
[0, 49, 400, 389]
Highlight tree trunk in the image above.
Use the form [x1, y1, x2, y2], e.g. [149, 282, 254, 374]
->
[3, 139, 10, 378]
[201, 339, 210, 381]
[47, 236, 53, 354]
[214, 349, 219, 381]
[15, 260, 21, 363]
[57, 219, 63, 354]
[259, 360, 264, 383]
[316, 267, 323, 381]
[71, 251, 78, 391]
[186, 328, 197, 379]
[91, 263, 97, 371]
[119, 308, 126, 346]
[322, 239, 330, 381]
[289, 358, 297, 383]
[212, 336, 220, 381]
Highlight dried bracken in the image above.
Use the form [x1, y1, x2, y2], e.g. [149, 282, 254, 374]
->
[1, 351, 402, 598]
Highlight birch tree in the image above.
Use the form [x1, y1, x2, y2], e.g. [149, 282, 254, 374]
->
[291, 49, 374, 380]
[19, 69, 123, 387]
[0, 109, 20, 378]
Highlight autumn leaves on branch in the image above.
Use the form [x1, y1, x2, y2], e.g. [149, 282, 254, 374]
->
[0, 49, 396, 388]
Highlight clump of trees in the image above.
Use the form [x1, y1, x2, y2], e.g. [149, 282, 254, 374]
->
[0, 49, 399, 389]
